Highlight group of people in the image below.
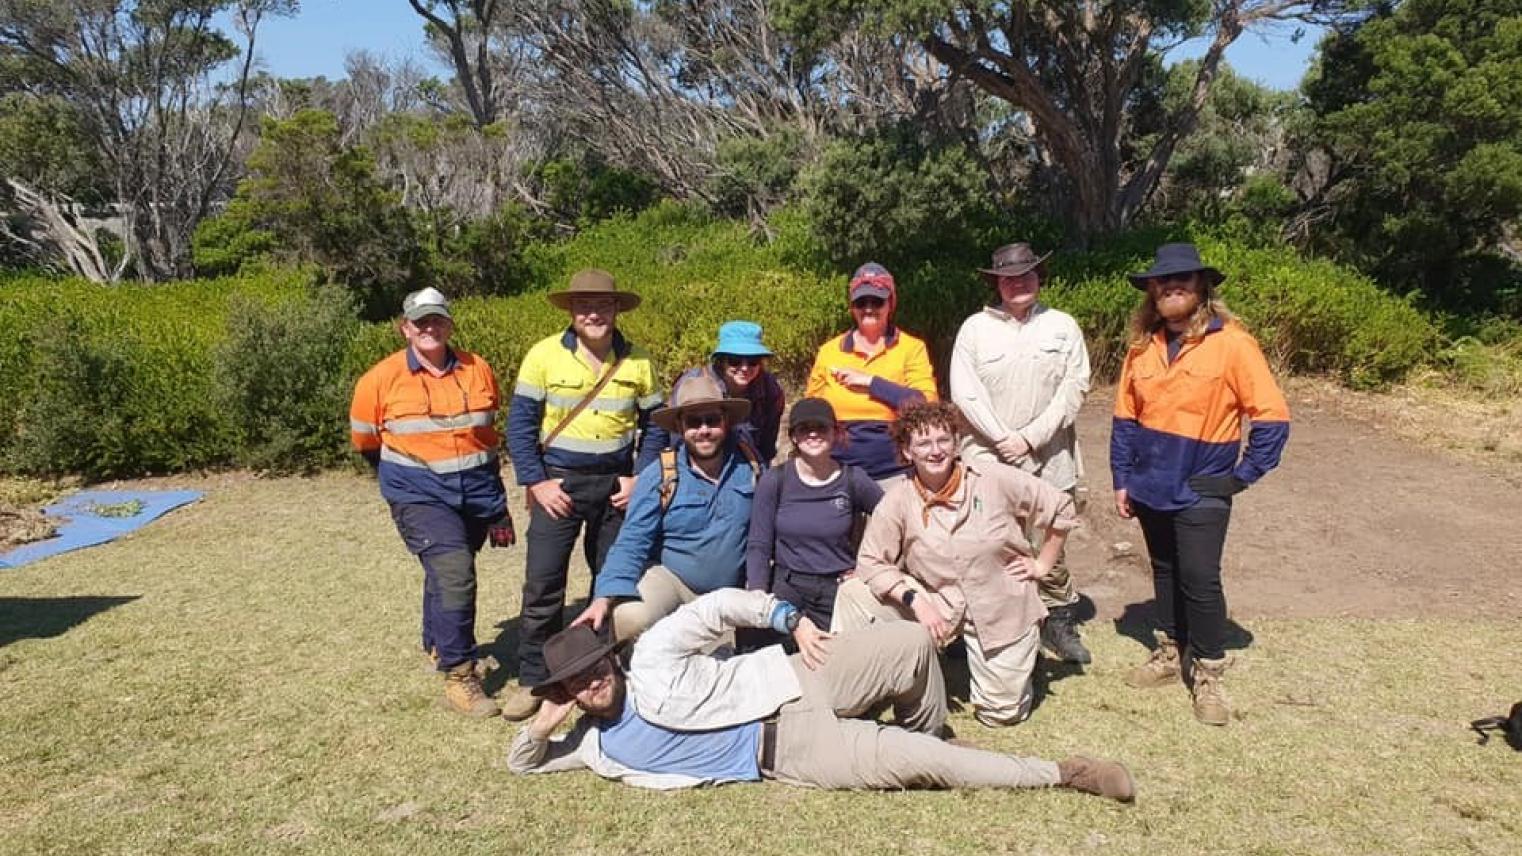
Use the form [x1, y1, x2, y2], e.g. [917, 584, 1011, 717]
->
[349, 239, 1289, 799]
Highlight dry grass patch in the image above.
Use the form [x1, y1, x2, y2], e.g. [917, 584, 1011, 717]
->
[1, 472, 1519, 855]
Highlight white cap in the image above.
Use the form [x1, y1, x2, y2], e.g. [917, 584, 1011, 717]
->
[402, 287, 451, 321]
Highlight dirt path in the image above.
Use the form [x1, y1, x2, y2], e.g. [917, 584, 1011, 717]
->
[1070, 386, 1522, 620]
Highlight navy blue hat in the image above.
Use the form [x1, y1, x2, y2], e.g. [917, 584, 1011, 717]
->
[1127, 243, 1225, 291]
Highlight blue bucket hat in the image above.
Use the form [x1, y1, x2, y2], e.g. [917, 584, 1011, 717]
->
[1127, 243, 1225, 291]
[711, 321, 773, 358]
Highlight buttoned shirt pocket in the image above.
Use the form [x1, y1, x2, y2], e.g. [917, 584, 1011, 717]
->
[1175, 362, 1226, 419]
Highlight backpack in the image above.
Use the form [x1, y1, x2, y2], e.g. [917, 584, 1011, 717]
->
[658, 440, 762, 511]
[1471, 701, 1522, 750]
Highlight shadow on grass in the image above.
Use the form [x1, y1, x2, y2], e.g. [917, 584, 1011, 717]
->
[1113, 600, 1255, 653]
[0, 595, 139, 649]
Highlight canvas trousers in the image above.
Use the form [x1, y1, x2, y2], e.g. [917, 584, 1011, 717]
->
[1133, 496, 1233, 660]
[1032, 488, 1079, 609]
[769, 621, 1059, 790]
[389, 502, 492, 671]
[612, 565, 700, 642]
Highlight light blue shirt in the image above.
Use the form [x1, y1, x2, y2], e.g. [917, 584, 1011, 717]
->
[594, 443, 756, 598]
[597, 696, 761, 783]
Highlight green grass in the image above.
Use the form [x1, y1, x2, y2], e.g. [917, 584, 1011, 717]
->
[2, 473, 1519, 855]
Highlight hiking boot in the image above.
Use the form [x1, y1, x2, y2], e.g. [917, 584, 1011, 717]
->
[1040, 604, 1092, 664]
[1190, 656, 1232, 726]
[1125, 631, 1181, 689]
[1057, 755, 1136, 803]
[442, 662, 500, 718]
[499, 681, 542, 722]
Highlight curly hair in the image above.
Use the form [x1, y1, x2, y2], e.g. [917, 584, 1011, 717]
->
[890, 400, 967, 449]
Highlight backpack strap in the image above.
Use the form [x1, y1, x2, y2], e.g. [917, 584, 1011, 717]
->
[657, 447, 681, 511]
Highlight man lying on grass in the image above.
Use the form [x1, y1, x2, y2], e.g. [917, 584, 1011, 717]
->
[507, 589, 1135, 800]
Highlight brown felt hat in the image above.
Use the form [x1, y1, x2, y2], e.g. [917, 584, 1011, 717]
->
[649, 372, 751, 434]
[978, 243, 1051, 283]
[547, 268, 641, 312]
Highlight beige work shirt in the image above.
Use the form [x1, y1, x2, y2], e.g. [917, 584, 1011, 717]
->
[950, 303, 1091, 490]
[855, 459, 1080, 651]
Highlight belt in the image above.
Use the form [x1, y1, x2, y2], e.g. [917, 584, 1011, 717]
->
[545, 465, 625, 477]
[758, 715, 779, 774]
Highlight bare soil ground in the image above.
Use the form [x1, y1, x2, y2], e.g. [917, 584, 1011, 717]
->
[1070, 382, 1522, 621]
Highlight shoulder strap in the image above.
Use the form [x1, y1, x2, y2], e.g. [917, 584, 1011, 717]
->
[737, 439, 762, 483]
[540, 355, 626, 451]
[658, 447, 680, 511]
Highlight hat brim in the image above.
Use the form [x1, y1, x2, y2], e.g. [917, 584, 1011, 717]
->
[849, 284, 892, 301]
[531, 638, 617, 697]
[977, 251, 1052, 282]
[649, 398, 752, 433]
[712, 344, 773, 358]
[547, 291, 642, 312]
[404, 307, 452, 321]
[1127, 265, 1226, 291]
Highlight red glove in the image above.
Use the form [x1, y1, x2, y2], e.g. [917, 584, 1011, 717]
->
[488, 511, 517, 548]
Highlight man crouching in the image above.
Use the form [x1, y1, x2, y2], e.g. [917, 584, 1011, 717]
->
[508, 589, 1135, 799]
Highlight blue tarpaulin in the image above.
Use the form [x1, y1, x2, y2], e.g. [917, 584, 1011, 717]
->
[0, 490, 204, 569]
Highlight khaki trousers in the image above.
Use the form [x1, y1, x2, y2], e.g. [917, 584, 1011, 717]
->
[1033, 487, 1079, 609]
[770, 621, 1059, 790]
[832, 577, 1040, 727]
[611, 565, 698, 642]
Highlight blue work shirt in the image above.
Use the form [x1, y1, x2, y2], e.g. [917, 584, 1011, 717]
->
[594, 443, 757, 599]
[598, 696, 761, 783]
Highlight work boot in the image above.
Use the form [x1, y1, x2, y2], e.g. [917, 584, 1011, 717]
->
[442, 662, 500, 718]
[1125, 631, 1181, 689]
[499, 681, 542, 722]
[1190, 656, 1232, 726]
[1039, 604, 1092, 664]
[1057, 756, 1136, 803]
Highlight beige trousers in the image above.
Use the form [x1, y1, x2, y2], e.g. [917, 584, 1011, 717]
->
[1033, 487, 1079, 609]
[770, 620, 1059, 789]
[611, 565, 698, 642]
[832, 577, 1041, 727]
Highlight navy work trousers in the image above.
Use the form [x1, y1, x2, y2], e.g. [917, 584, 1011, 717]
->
[1133, 496, 1233, 660]
[390, 502, 492, 671]
[518, 471, 625, 686]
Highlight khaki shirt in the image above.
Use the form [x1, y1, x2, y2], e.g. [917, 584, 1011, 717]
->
[855, 459, 1080, 650]
[950, 304, 1091, 490]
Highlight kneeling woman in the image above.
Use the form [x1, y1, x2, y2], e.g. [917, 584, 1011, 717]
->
[834, 401, 1078, 727]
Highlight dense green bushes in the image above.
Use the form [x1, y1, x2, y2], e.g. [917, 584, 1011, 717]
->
[0, 207, 1464, 478]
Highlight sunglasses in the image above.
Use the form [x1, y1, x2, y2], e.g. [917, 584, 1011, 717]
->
[852, 296, 886, 309]
[791, 422, 833, 437]
[683, 412, 725, 430]
[720, 355, 763, 368]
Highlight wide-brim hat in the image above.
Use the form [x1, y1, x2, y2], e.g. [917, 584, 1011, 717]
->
[649, 372, 751, 433]
[978, 243, 1051, 283]
[711, 320, 773, 358]
[1127, 243, 1225, 291]
[531, 624, 617, 697]
[547, 268, 642, 311]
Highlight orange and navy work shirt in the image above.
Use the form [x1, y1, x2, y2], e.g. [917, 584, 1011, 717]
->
[805, 327, 940, 479]
[1110, 318, 1290, 512]
[349, 347, 507, 518]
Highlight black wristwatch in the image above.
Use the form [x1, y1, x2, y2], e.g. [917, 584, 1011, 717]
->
[783, 608, 803, 633]
[902, 589, 917, 610]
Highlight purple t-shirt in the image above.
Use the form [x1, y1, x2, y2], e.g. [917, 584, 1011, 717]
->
[745, 460, 883, 588]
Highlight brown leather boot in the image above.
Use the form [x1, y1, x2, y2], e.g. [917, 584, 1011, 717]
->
[499, 681, 542, 722]
[1125, 631, 1182, 689]
[1190, 656, 1232, 726]
[442, 662, 500, 718]
[1057, 756, 1136, 802]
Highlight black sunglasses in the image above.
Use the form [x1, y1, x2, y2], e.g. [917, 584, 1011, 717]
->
[720, 355, 763, 368]
[852, 296, 886, 309]
[683, 412, 725, 430]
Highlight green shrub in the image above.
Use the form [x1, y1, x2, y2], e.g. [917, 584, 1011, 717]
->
[214, 286, 362, 473]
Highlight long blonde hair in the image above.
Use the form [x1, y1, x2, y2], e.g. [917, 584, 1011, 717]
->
[1126, 287, 1235, 350]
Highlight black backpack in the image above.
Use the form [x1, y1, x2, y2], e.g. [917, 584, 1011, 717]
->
[1471, 701, 1522, 750]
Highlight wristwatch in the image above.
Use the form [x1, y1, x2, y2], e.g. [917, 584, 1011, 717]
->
[902, 589, 917, 610]
[783, 608, 803, 633]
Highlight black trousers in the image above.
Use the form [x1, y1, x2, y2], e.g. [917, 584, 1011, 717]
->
[774, 567, 845, 630]
[517, 470, 625, 686]
[1133, 497, 1233, 661]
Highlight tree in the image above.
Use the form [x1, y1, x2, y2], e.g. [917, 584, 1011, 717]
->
[1300, 0, 1522, 307]
[0, 0, 296, 280]
[406, 0, 509, 127]
[777, 0, 1352, 241]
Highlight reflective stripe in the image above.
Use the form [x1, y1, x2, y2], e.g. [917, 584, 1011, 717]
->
[544, 433, 634, 454]
[638, 393, 664, 410]
[514, 381, 546, 401]
[350, 419, 379, 435]
[381, 445, 497, 474]
[384, 411, 494, 435]
[543, 392, 637, 413]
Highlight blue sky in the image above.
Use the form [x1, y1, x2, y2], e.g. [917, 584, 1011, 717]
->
[249, 1, 1323, 92]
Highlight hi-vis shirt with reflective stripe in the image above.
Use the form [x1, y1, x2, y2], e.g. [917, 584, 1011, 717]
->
[350, 347, 507, 517]
[506, 328, 663, 485]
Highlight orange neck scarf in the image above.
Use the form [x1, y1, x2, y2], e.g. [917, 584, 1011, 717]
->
[913, 462, 964, 525]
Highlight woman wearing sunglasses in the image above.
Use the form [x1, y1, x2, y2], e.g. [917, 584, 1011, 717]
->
[745, 397, 883, 630]
[647, 321, 785, 464]
[1111, 243, 1290, 727]
[806, 262, 939, 489]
